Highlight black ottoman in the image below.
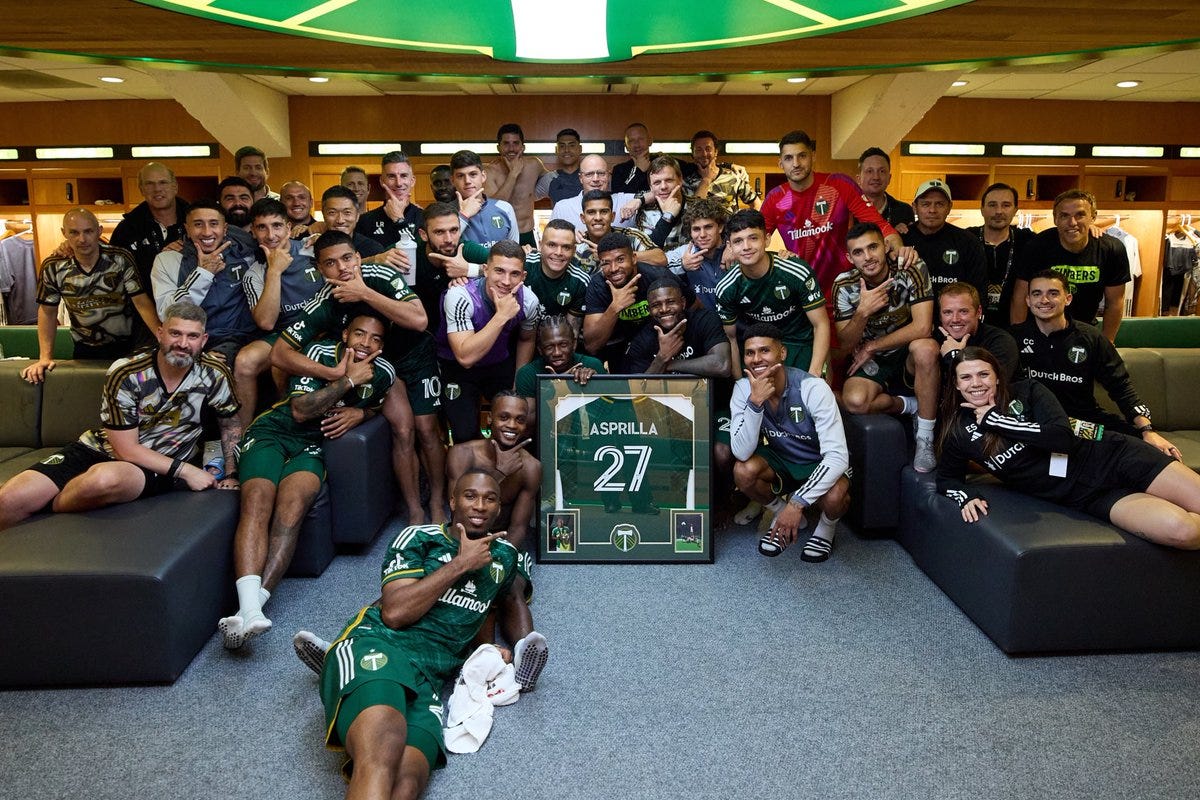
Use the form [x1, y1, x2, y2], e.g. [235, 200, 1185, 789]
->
[841, 412, 907, 534]
[897, 468, 1200, 654]
[0, 491, 238, 687]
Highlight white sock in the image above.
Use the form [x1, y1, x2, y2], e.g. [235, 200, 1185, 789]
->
[814, 512, 838, 542]
[899, 396, 919, 415]
[235, 575, 264, 621]
[259, 587, 270, 609]
[916, 416, 936, 437]
[765, 497, 787, 515]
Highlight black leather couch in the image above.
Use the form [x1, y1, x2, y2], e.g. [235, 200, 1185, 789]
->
[0, 359, 395, 686]
[898, 468, 1200, 654]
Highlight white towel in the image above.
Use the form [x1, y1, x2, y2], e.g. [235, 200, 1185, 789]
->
[443, 644, 520, 754]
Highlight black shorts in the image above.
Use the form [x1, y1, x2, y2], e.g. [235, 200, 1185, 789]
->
[1070, 431, 1175, 519]
[28, 441, 181, 498]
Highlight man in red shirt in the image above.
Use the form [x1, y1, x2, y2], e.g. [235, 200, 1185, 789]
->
[762, 130, 905, 303]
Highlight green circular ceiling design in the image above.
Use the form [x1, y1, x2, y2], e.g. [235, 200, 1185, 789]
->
[134, 0, 973, 64]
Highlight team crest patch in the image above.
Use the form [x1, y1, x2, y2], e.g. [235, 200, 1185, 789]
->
[943, 250, 960, 265]
[556, 290, 572, 306]
[359, 650, 388, 671]
[41, 453, 65, 466]
[814, 198, 830, 215]
[445, 383, 461, 401]
[490, 561, 505, 583]
[789, 405, 806, 423]
[806, 277, 816, 291]
[1007, 399, 1025, 416]
[773, 285, 790, 300]
[357, 384, 373, 400]
[610, 523, 641, 552]
[391, 276, 406, 291]
[491, 215, 505, 229]
[1067, 346, 1087, 364]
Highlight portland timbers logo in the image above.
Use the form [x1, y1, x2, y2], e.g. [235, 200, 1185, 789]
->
[357, 384, 373, 400]
[392, 276, 406, 291]
[557, 290, 572, 307]
[490, 561, 505, 583]
[445, 382, 461, 401]
[806, 277, 816, 291]
[610, 523, 640, 552]
[1007, 399, 1025, 416]
[789, 405, 806, 423]
[943, 250, 960, 265]
[491, 215, 505, 229]
[360, 650, 388, 671]
[1067, 346, 1087, 364]
[773, 285, 790, 300]
[814, 198, 830, 215]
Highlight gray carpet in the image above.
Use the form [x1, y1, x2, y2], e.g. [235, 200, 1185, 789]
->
[3, 517, 1199, 800]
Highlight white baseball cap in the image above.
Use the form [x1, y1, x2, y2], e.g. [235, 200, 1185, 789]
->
[914, 179, 952, 202]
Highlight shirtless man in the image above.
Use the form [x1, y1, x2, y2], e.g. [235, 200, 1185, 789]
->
[484, 123, 548, 248]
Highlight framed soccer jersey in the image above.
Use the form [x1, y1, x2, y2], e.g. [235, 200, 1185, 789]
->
[537, 375, 712, 564]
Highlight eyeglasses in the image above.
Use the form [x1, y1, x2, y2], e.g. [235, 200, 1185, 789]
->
[581, 170, 608, 179]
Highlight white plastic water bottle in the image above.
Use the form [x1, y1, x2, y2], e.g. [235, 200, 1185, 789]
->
[397, 228, 418, 283]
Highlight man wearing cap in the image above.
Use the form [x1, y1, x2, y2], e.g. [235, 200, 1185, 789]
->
[902, 178, 988, 311]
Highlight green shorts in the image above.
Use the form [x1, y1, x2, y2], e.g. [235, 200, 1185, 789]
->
[239, 428, 325, 485]
[755, 446, 820, 496]
[386, 333, 442, 416]
[848, 346, 909, 389]
[781, 339, 814, 373]
[321, 614, 446, 773]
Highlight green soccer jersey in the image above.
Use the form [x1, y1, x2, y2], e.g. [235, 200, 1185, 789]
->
[523, 252, 590, 318]
[557, 395, 694, 509]
[714, 252, 825, 346]
[350, 523, 533, 683]
[248, 339, 396, 441]
[280, 263, 422, 355]
[514, 353, 607, 398]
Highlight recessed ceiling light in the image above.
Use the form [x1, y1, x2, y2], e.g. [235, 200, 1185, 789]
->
[1116, 80, 1141, 88]
[308, 76, 330, 83]
[951, 80, 968, 87]
[786, 77, 807, 84]
[99, 76, 124, 84]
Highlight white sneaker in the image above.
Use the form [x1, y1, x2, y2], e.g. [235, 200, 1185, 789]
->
[293, 630, 331, 675]
[733, 500, 763, 526]
[513, 631, 549, 692]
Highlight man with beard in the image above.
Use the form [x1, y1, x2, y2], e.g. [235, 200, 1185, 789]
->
[218, 176, 255, 231]
[681, 130, 760, 214]
[522, 219, 590, 322]
[411, 201, 489, 330]
[219, 310, 395, 650]
[514, 315, 605, 431]
[624, 279, 730, 377]
[0, 301, 242, 530]
[582, 231, 690, 372]
[234, 145, 277, 201]
[313, 470, 544, 799]
[966, 182, 1032, 325]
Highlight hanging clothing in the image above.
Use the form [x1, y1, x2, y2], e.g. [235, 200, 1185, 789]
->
[0, 234, 37, 324]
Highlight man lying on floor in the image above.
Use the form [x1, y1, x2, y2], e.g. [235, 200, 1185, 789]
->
[308, 470, 544, 799]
